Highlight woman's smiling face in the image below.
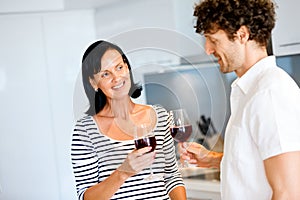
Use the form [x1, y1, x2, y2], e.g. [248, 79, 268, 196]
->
[91, 49, 131, 100]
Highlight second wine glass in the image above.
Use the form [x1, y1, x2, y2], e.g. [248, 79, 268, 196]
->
[169, 109, 193, 168]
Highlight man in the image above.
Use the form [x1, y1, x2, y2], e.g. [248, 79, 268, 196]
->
[181, 0, 300, 199]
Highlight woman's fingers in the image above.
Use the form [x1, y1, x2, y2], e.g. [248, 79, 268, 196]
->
[134, 147, 152, 156]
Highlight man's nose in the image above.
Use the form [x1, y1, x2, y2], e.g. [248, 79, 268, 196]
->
[205, 41, 214, 55]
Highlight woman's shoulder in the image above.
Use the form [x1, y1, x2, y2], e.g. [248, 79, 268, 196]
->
[151, 104, 168, 114]
[74, 115, 94, 127]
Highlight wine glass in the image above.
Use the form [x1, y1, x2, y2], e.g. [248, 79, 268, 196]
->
[169, 109, 193, 168]
[134, 124, 161, 181]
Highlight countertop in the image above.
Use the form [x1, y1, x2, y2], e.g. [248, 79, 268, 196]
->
[180, 167, 221, 200]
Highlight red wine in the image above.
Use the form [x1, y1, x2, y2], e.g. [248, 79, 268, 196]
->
[134, 136, 156, 152]
[170, 125, 192, 142]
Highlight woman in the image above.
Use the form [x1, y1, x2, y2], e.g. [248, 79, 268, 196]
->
[71, 40, 186, 200]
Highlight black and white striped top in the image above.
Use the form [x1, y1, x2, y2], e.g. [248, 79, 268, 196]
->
[71, 105, 184, 200]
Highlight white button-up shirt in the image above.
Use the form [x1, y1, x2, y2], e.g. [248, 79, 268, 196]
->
[221, 56, 300, 200]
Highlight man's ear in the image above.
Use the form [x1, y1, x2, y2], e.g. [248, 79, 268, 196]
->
[237, 25, 250, 44]
[89, 77, 98, 91]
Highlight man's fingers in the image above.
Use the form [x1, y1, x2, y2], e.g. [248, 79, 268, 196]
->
[185, 142, 210, 158]
[186, 145, 201, 154]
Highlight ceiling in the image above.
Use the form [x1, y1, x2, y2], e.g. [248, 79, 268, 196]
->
[0, 0, 131, 14]
[64, 0, 124, 10]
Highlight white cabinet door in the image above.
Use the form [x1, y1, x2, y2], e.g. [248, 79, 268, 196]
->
[0, 10, 96, 200]
[173, 0, 211, 63]
[272, 0, 300, 56]
[0, 14, 60, 200]
[42, 9, 96, 200]
[94, 0, 214, 65]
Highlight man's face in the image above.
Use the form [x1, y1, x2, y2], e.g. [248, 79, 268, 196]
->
[204, 29, 245, 75]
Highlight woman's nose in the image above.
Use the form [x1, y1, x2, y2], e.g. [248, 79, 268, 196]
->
[111, 71, 121, 82]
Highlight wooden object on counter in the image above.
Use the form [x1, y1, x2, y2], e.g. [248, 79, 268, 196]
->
[205, 134, 224, 153]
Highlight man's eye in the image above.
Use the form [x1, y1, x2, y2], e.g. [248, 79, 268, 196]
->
[206, 36, 215, 43]
[210, 38, 217, 44]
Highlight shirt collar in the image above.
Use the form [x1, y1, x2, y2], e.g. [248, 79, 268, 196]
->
[232, 56, 276, 94]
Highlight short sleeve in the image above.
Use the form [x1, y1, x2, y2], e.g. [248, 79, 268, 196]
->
[71, 118, 99, 200]
[248, 88, 300, 159]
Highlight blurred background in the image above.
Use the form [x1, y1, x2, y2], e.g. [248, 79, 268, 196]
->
[0, 0, 299, 199]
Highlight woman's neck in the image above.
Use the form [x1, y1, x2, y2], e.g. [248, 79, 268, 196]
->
[100, 96, 134, 120]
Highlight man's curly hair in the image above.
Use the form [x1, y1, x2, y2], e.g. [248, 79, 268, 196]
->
[194, 0, 276, 47]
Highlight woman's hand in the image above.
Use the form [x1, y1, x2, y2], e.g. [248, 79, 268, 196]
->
[117, 147, 155, 177]
[84, 147, 155, 200]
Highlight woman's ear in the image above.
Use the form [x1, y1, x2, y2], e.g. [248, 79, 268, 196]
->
[89, 77, 98, 91]
[237, 25, 250, 44]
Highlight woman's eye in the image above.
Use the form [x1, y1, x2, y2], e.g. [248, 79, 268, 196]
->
[116, 65, 123, 71]
[101, 72, 110, 78]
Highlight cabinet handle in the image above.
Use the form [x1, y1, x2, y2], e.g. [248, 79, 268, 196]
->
[279, 42, 300, 47]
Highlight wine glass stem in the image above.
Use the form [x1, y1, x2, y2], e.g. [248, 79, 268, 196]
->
[149, 166, 153, 177]
[183, 159, 188, 167]
[178, 146, 188, 168]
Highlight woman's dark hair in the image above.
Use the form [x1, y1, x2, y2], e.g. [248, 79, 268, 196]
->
[194, 0, 276, 47]
[82, 40, 142, 115]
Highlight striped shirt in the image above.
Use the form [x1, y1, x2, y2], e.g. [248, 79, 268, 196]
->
[71, 105, 184, 200]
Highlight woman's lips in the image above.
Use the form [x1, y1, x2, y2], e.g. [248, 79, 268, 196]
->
[112, 81, 125, 89]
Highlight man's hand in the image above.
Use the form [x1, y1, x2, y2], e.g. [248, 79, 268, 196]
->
[179, 142, 222, 169]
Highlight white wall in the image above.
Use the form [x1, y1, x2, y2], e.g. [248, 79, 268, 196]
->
[0, 9, 96, 200]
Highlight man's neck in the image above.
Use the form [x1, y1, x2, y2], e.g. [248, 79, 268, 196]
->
[236, 42, 268, 77]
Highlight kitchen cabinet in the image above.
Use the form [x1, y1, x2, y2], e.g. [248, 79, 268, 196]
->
[0, 14, 61, 200]
[93, 0, 215, 104]
[42, 10, 96, 200]
[0, 10, 95, 200]
[94, 0, 211, 66]
[272, 0, 300, 56]
[173, 0, 212, 63]
[95, 0, 179, 66]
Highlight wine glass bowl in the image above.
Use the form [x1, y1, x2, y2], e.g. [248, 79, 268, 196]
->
[134, 133, 156, 152]
[169, 109, 193, 143]
[170, 124, 193, 143]
[133, 124, 161, 181]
